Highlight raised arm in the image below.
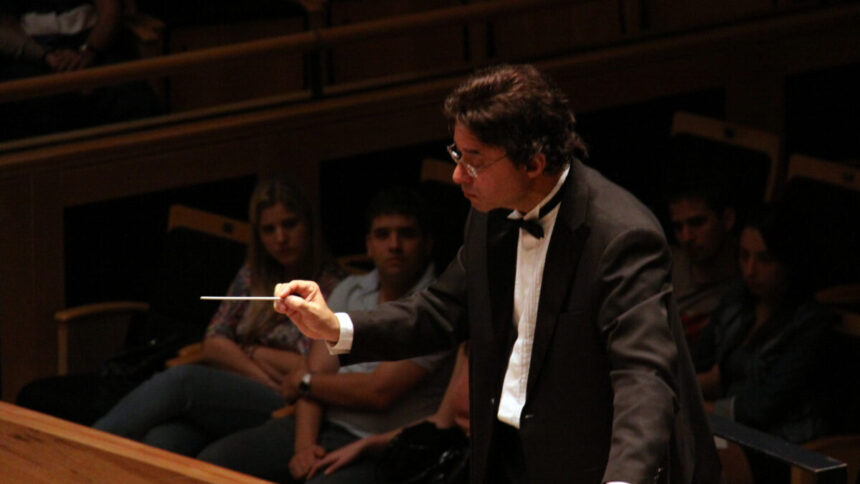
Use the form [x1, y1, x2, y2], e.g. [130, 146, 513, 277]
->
[274, 280, 341, 343]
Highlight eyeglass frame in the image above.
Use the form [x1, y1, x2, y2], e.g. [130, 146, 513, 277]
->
[446, 143, 508, 179]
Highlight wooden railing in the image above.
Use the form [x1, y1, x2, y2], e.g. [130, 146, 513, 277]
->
[0, 0, 587, 103]
[2, 0, 843, 106]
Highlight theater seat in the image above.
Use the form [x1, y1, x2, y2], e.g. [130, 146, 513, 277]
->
[670, 111, 781, 203]
[17, 205, 250, 425]
[791, 434, 860, 484]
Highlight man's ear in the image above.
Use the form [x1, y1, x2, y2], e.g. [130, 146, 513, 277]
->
[524, 152, 547, 179]
[721, 208, 736, 232]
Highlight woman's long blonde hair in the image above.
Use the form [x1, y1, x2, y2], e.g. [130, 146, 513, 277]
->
[243, 178, 322, 338]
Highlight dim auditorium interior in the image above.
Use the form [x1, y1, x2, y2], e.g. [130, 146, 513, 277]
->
[0, 0, 858, 482]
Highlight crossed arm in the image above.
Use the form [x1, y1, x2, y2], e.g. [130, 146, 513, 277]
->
[201, 335, 305, 390]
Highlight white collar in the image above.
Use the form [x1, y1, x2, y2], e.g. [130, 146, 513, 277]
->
[509, 164, 570, 221]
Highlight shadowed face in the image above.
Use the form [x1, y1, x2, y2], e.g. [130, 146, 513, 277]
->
[738, 227, 786, 299]
[669, 197, 734, 264]
[366, 214, 431, 285]
[258, 202, 309, 270]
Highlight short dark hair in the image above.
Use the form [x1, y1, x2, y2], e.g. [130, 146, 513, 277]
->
[364, 186, 430, 235]
[442, 64, 587, 174]
[666, 177, 733, 214]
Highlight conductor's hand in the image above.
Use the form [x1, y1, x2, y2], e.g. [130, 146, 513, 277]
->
[274, 280, 340, 343]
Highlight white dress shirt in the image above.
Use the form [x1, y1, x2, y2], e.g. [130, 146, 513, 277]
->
[496, 166, 568, 428]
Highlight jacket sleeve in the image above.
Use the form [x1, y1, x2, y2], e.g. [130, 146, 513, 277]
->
[596, 228, 680, 484]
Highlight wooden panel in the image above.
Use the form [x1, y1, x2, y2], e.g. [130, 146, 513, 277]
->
[0, 173, 63, 402]
[0, 402, 271, 483]
[489, 0, 624, 61]
[645, 0, 776, 34]
[168, 18, 307, 110]
[0, 177, 38, 401]
[326, 0, 466, 84]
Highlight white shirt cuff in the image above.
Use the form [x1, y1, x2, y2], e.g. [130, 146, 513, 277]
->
[326, 312, 354, 355]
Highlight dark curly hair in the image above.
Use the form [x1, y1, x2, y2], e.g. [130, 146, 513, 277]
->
[443, 64, 587, 174]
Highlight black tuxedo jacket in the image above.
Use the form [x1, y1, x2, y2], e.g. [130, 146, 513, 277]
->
[345, 161, 722, 483]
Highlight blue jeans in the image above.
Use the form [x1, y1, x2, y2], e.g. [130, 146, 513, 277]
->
[93, 364, 285, 456]
[198, 418, 373, 484]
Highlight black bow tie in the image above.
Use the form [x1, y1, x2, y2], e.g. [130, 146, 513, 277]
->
[509, 218, 545, 238]
[507, 185, 565, 239]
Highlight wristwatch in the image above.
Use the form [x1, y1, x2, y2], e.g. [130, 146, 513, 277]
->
[298, 372, 312, 397]
[79, 42, 100, 59]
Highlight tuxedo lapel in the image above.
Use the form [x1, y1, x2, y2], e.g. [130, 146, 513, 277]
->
[527, 166, 590, 397]
[486, 209, 519, 348]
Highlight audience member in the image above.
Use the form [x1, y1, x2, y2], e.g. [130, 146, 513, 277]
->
[92, 178, 345, 455]
[693, 204, 836, 445]
[667, 181, 738, 344]
[1, 0, 123, 78]
[0, 15, 48, 68]
[1, 0, 159, 141]
[195, 186, 454, 483]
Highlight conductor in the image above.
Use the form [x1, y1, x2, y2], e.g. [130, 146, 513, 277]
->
[275, 64, 722, 484]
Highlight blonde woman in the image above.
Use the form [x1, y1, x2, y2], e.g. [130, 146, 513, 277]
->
[94, 178, 344, 455]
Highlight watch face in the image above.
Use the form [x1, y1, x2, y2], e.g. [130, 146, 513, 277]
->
[299, 373, 311, 395]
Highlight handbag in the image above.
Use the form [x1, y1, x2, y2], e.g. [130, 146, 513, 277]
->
[376, 421, 470, 484]
[98, 332, 185, 393]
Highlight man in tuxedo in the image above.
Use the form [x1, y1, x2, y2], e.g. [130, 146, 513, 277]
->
[275, 64, 722, 484]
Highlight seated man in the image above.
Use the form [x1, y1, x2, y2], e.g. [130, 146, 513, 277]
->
[197, 186, 455, 484]
[667, 182, 738, 344]
[1, 0, 123, 79]
[1, 0, 159, 141]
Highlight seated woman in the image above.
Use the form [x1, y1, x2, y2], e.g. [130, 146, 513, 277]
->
[93, 178, 345, 456]
[306, 342, 470, 484]
[692, 204, 836, 445]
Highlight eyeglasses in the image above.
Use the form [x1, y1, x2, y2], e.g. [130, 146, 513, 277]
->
[446, 143, 507, 179]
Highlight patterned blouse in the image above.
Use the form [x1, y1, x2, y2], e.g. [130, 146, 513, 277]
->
[205, 263, 345, 356]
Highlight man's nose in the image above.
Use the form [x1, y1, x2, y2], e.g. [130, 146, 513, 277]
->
[388, 233, 403, 250]
[452, 163, 470, 185]
[678, 225, 693, 242]
[275, 227, 287, 242]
